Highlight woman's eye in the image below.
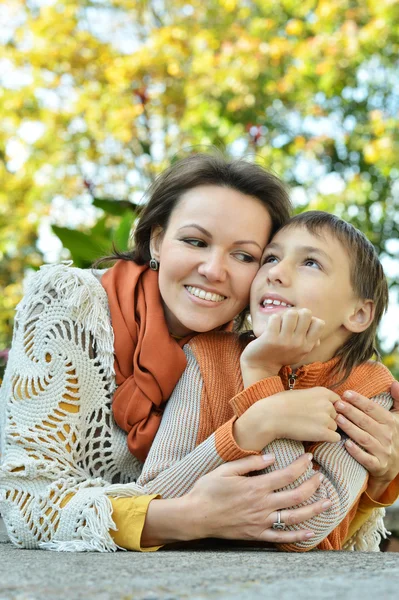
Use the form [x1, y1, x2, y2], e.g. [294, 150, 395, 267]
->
[182, 238, 207, 248]
[233, 252, 255, 263]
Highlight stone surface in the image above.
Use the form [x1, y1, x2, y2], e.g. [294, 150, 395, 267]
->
[1, 519, 399, 600]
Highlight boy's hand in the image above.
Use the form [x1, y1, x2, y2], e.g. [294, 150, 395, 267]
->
[241, 308, 325, 387]
[234, 387, 340, 451]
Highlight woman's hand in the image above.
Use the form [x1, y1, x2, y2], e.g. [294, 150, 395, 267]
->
[141, 453, 332, 547]
[183, 453, 331, 543]
[335, 382, 399, 492]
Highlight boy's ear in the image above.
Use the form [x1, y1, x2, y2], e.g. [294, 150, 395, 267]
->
[149, 225, 164, 261]
[344, 300, 375, 334]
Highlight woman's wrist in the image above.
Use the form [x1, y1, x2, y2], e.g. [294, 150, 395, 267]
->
[141, 495, 200, 547]
[366, 477, 392, 503]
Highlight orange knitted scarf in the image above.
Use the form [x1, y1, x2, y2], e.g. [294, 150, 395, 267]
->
[102, 259, 233, 462]
[102, 260, 195, 462]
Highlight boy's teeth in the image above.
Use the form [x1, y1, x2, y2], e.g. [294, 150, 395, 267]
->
[262, 299, 293, 307]
[186, 286, 225, 302]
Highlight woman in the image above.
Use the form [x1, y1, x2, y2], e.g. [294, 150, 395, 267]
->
[0, 153, 398, 552]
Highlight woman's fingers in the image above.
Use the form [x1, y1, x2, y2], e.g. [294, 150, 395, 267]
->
[344, 439, 381, 471]
[337, 399, 382, 433]
[277, 498, 331, 527]
[336, 413, 382, 451]
[260, 528, 316, 543]
[390, 381, 399, 410]
[341, 391, 391, 425]
[256, 453, 313, 492]
[267, 472, 322, 510]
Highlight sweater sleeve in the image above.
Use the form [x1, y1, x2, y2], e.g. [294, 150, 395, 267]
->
[136, 345, 257, 497]
[251, 391, 394, 552]
[0, 264, 147, 552]
[109, 496, 162, 551]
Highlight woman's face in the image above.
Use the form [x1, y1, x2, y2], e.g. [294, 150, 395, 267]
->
[151, 185, 273, 337]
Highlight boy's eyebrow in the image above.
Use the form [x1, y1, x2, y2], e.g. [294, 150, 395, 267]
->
[266, 242, 333, 264]
[178, 224, 263, 250]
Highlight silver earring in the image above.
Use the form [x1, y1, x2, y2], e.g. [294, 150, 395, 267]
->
[149, 258, 159, 271]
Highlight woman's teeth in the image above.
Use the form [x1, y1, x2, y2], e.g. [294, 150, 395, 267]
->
[262, 299, 293, 307]
[186, 286, 226, 302]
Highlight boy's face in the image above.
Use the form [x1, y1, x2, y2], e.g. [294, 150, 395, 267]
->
[250, 225, 361, 363]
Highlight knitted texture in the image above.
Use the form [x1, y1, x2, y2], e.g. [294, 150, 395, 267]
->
[0, 263, 145, 551]
[138, 332, 394, 552]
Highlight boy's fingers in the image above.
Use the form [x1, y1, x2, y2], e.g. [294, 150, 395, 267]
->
[306, 317, 325, 345]
[323, 430, 341, 443]
[266, 313, 282, 337]
[294, 308, 313, 336]
[280, 309, 299, 337]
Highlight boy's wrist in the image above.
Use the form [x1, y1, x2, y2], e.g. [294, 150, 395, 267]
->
[233, 404, 277, 451]
[240, 359, 281, 388]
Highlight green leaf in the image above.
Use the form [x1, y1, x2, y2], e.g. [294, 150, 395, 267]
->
[113, 212, 134, 251]
[51, 226, 111, 267]
[92, 198, 138, 216]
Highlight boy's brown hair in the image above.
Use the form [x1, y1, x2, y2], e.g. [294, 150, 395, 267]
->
[281, 211, 389, 382]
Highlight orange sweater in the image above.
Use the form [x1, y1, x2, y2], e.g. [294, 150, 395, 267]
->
[137, 331, 396, 551]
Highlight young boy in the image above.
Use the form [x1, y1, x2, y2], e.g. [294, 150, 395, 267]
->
[136, 211, 396, 551]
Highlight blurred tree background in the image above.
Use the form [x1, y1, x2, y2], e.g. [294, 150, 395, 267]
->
[1, 0, 398, 379]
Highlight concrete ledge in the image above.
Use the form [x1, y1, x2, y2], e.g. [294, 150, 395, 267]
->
[1, 520, 399, 599]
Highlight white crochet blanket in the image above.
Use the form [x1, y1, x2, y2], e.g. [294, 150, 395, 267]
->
[0, 263, 145, 551]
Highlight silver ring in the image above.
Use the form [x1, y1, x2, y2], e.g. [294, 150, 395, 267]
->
[272, 510, 286, 530]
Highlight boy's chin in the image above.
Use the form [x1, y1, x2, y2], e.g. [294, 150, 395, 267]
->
[251, 324, 265, 338]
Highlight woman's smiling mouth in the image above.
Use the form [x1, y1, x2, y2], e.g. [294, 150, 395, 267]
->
[185, 285, 227, 304]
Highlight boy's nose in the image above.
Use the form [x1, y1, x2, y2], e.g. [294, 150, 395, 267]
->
[267, 262, 290, 286]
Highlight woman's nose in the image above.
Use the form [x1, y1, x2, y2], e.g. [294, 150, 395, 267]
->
[197, 252, 227, 282]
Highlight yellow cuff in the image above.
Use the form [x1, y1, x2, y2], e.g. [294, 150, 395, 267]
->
[109, 495, 162, 552]
[344, 475, 399, 544]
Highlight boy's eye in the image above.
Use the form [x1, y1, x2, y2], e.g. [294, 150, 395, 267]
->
[182, 238, 207, 248]
[262, 254, 278, 265]
[304, 258, 321, 269]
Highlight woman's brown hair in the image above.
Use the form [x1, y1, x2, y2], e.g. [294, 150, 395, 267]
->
[106, 152, 292, 265]
[98, 152, 292, 329]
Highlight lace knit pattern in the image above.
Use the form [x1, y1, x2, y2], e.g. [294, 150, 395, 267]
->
[0, 263, 144, 551]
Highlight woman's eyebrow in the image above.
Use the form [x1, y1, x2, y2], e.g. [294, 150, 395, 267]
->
[178, 224, 262, 250]
[178, 224, 212, 236]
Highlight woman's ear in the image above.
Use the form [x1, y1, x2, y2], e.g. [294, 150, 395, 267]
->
[149, 225, 164, 261]
[345, 299, 375, 333]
